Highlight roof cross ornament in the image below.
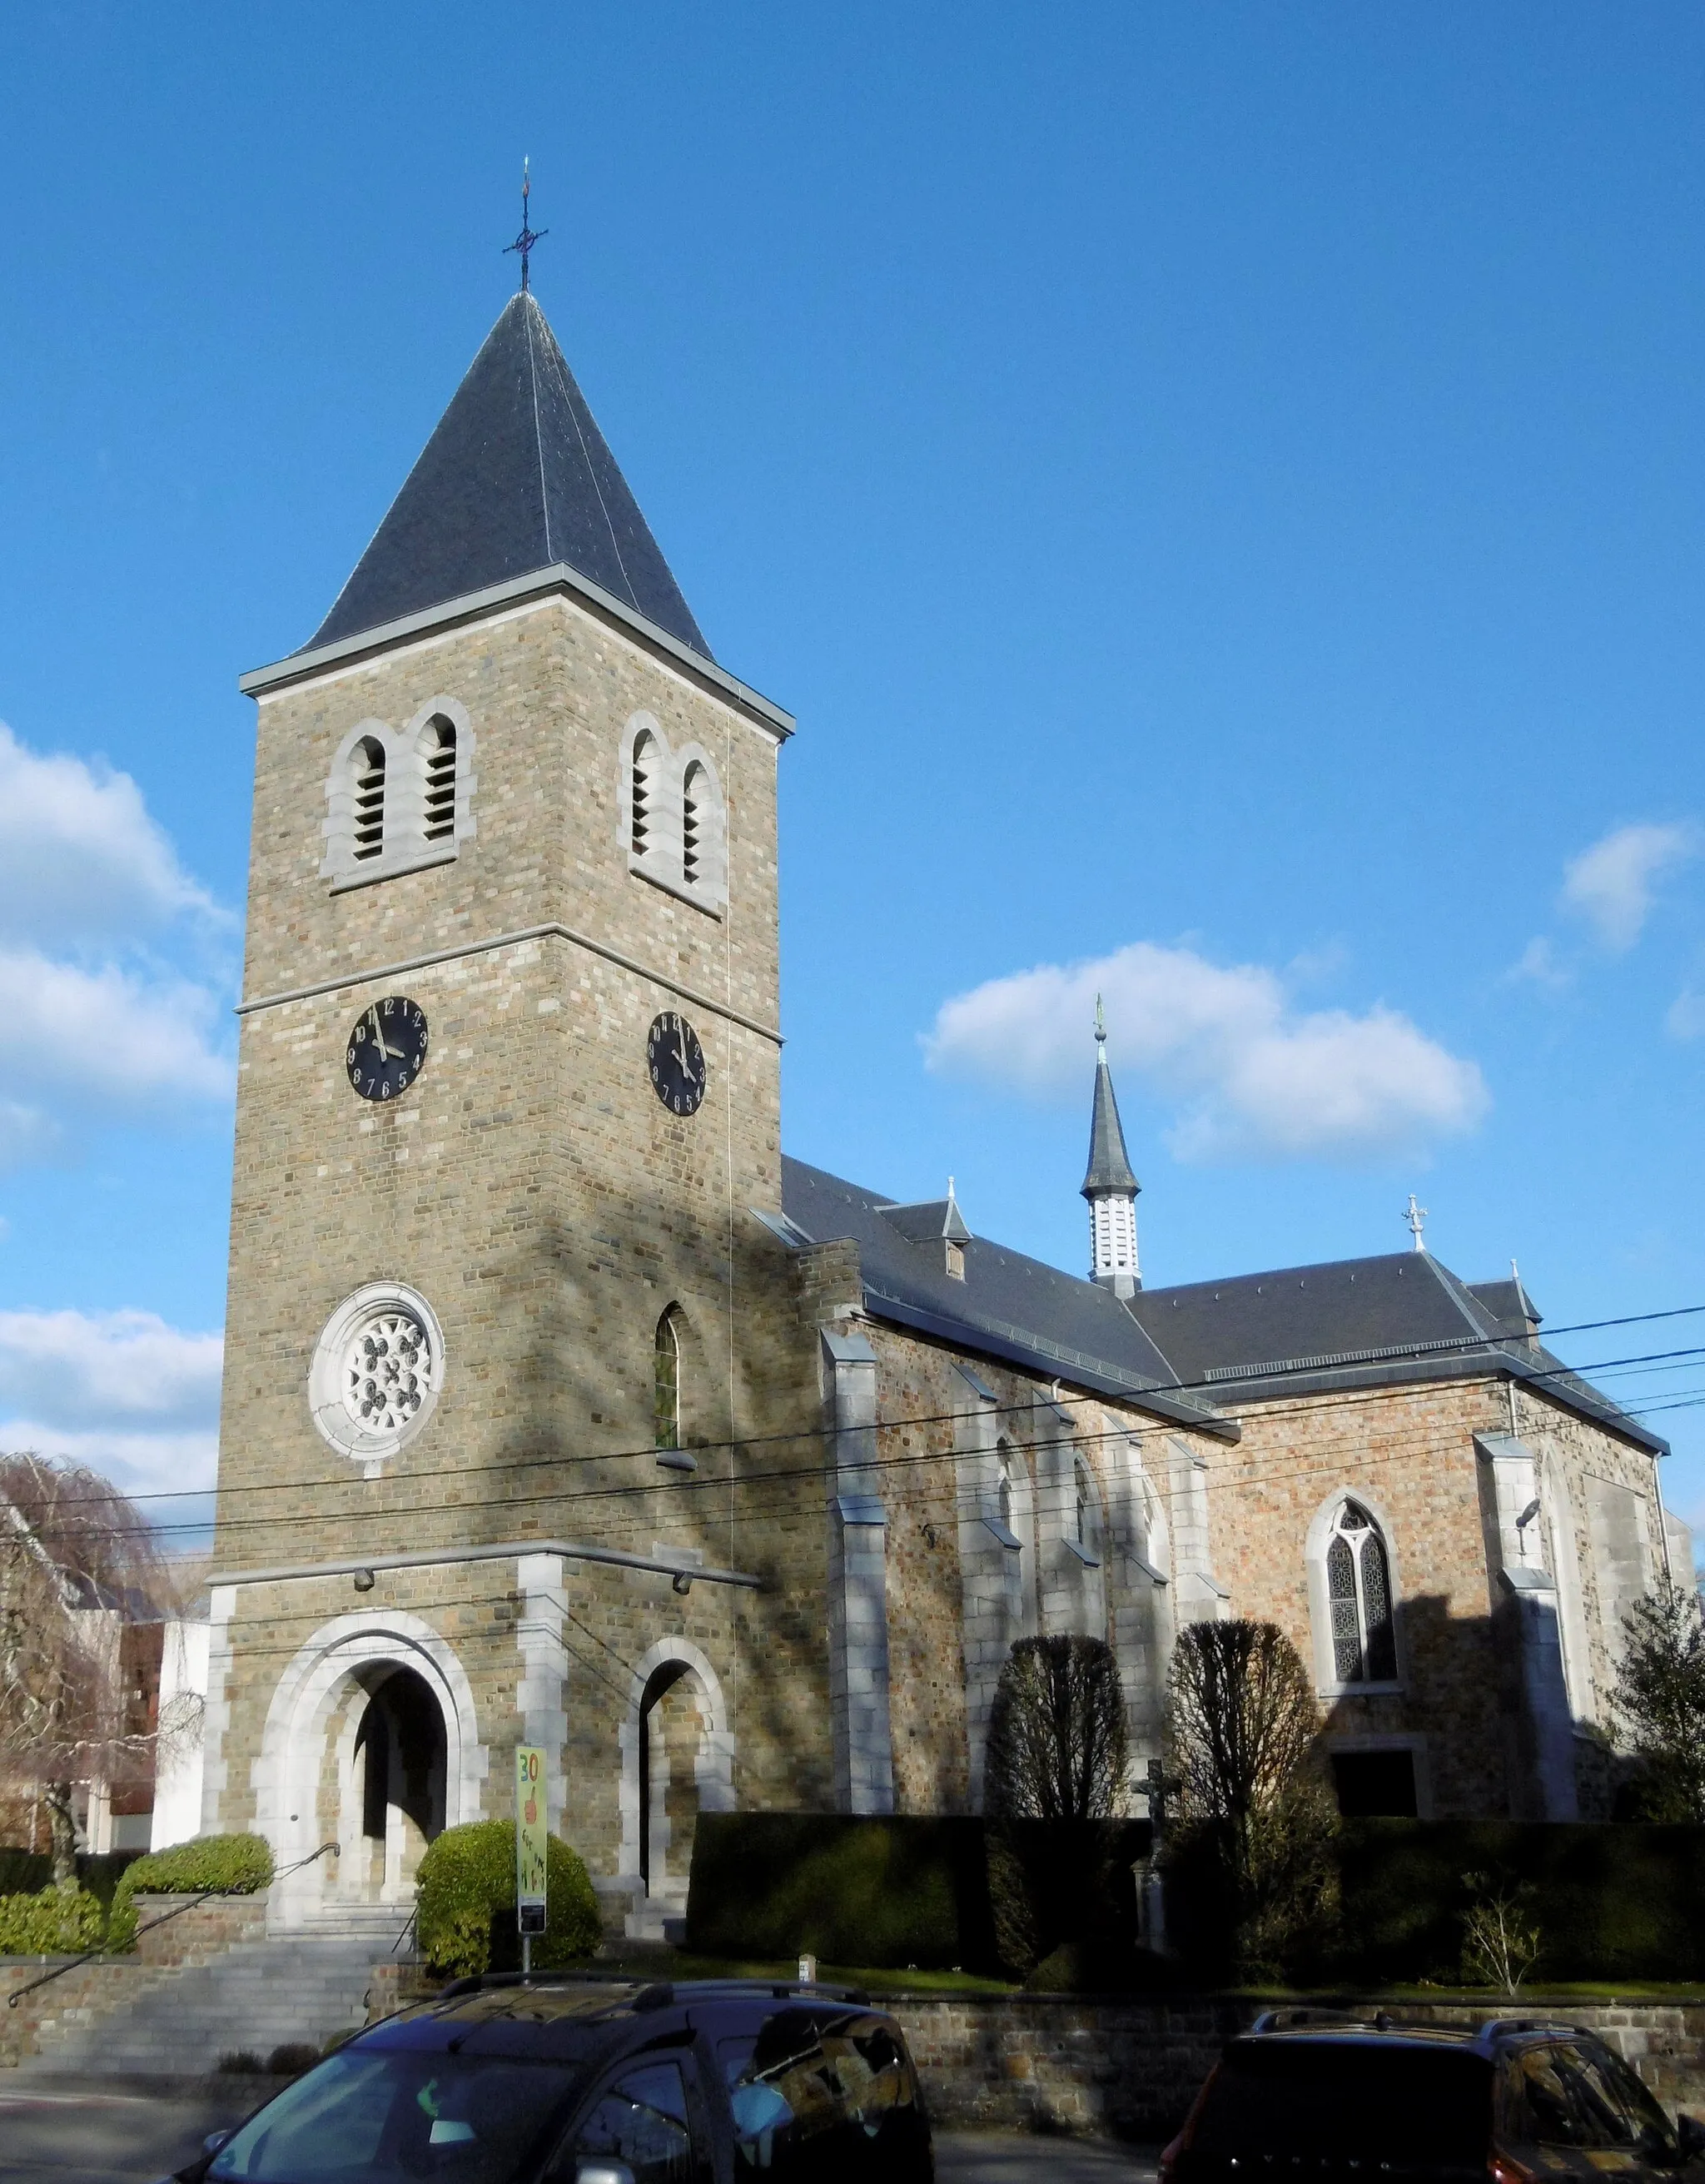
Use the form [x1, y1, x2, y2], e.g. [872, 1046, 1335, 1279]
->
[1404, 1193, 1429, 1253]
[505, 157, 548, 293]
[1094, 993, 1108, 1048]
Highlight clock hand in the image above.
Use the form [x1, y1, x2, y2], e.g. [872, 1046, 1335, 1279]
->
[368, 1006, 394, 1062]
[675, 1031, 698, 1083]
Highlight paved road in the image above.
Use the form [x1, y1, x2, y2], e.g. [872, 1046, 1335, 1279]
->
[0, 2083, 1161, 2182]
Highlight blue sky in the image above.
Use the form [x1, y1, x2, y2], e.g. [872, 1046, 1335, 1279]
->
[2, 4, 1704, 1542]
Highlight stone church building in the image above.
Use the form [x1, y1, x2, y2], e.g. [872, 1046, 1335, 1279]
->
[186, 285, 1688, 1934]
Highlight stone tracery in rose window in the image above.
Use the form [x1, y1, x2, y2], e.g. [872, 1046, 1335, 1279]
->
[343, 1308, 430, 1435]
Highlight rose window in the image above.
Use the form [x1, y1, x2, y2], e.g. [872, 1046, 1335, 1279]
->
[310, 1282, 445, 1464]
[343, 1309, 429, 1433]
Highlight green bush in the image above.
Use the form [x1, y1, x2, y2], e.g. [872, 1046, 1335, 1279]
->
[107, 1833, 275, 1951]
[0, 1881, 107, 1956]
[687, 1814, 1003, 1971]
[1330, 1820, 1705, 1986]
[415, 1822, 600, 1978]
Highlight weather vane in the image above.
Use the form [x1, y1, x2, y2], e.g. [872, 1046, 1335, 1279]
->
[505, 157, 548, 293]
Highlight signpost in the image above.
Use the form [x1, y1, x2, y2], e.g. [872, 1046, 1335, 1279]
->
[515, 1745, 547, 1975]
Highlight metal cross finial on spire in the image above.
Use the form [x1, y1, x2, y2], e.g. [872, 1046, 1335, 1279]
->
[1404, 1193, 1429, 1252]
[1094, 993, 1107, 1045]
[505, 157, 548, 293]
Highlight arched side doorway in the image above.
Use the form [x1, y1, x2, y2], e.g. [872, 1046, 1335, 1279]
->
[617, 1639, 733, 1931]
[253, 1609, 488, 1929]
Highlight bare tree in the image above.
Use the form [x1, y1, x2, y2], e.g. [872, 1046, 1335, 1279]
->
[1610, 1583, 1705, 1822]
[0, 1453, 186, 1880]
[1162, 1619, 1338, 1978]
[985, 1635, 1129, 1820]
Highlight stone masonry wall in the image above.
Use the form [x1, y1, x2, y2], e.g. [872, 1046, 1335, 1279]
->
[894, 1992, 1705, 2141]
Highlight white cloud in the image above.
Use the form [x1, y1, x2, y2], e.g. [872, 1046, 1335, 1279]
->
[1506, 936, 1571, 992]
[1667, 988, 1705, 1042]
[1562, 822, 1697, 953]
[924, 940, 1488, 1163]
[0, 950, 231, 1164]
[0, 1308, 224, 1501]
[0, 721, 219, 946]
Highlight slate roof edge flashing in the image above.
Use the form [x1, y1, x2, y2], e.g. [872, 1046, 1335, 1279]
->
[238, 561, 795, 736]
[1210, 1346, 1668, 1456]
[860, 1283, 1240, 1441]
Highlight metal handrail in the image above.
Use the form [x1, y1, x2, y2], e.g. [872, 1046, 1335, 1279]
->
[6, 1840, 340, 2009]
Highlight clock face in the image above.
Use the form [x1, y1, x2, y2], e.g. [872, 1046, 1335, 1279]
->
[647, 1011, 706, 1116]
[346, 996, 428, 1101]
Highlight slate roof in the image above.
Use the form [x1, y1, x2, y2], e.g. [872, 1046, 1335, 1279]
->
[780, 1157, 1235, 1437]
[1126, 1252, 1663, 1454]
[1081, 1048, 1139, 1196]
[776, 1158, 1663, 1457]
[309, 292, 710, 659]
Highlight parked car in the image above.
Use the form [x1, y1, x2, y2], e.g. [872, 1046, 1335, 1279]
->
[1161, 2012, 1705, 2183]
[160, 1974, 933, 2184]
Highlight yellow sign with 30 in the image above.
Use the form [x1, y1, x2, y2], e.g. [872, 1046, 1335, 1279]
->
[515, 1745, 547, 1938]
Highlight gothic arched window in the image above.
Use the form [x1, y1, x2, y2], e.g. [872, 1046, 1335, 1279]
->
[421, 717, 457, 842]
[1074, 1456, 1101, 1556]
[1325, 1500, 1397, 1683]
[351, 736, 386, 862]
[654, 1306, 682, 1451]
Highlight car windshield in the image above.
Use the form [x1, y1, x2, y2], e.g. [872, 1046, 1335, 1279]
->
[207, 2047, 584, 2183]
[1194, 2042, 1494, 2162]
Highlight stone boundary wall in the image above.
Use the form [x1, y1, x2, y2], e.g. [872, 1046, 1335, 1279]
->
[0, 1891, 271, 2069]
[891, 1994, 1705, 2142]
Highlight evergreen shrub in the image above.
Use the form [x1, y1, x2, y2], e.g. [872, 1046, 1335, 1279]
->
[0, 1881, 107, 1956]
[415, 1822, 600, 1978]
[107, 1833, 275, 1950]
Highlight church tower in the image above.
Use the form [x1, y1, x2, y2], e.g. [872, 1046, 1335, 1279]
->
[1081, 1000, 1141, 1296]
[201, 279, 829, 1929]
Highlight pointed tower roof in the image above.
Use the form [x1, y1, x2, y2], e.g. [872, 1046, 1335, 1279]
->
[310, 292, 712, 659]
[1081, 1009, 1139, 1198]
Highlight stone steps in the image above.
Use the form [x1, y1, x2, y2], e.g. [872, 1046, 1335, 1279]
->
[22, 1930, 400, 2077]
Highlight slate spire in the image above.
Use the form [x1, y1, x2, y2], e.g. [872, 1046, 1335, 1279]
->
[1081, 998, 1141, 1296]
[309, 291, 711, 659]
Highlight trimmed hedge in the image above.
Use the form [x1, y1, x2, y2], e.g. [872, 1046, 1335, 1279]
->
[1332, 1820, 1705, 1986]
[108, 1833, 275, 1951]
[416, 1822, 600, 1978]
[0, 1850, 144, 1909]
[0, 1881, 107, 1956]
[685, 1813, 1151, 1976]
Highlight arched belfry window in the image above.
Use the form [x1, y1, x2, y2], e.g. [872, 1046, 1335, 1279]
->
[619, 713, 728, 915]
[352, 737, 385, 862]
[422, 717, 456, 842]
[1326, 1500, 1397, 1684]
[321, 699, 475, 891]
[631, 728, 657, 862]
[654, 1306, 683, 1452]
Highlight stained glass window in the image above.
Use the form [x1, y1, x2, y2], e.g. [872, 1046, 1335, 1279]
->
[1326, 1500, 1398, 1684]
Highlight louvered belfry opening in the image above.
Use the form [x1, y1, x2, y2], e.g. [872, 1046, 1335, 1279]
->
[352, 737, 386, 860]
[681, 763, 703, 886]
[631, 733, 654, 858]
[423, 719, 456, 840]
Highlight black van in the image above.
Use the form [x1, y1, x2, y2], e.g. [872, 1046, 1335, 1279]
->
[163, 1975, 933, 2184]
[1161, 2012, 1705, 2184]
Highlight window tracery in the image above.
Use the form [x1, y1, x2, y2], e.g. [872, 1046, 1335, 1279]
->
[1325, 1500, 1398, 1684]
[654, 1306, 683, 1451]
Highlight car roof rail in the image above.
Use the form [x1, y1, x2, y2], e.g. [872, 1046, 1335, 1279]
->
[1479, 2017, 1589, 2043]
[1249, 2007, 1389, 2036]
[672, 1977, 870, 2005]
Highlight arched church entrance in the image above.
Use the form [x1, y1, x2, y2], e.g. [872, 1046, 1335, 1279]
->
[349, 1664, 447, 1903]
[255, 1609, 487, 1930]
[619, 1639, 733, 1936]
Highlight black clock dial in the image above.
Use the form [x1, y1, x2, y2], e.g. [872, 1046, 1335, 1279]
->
[346, 996, 428, 1102]
[647, 1011, 706, 1117]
